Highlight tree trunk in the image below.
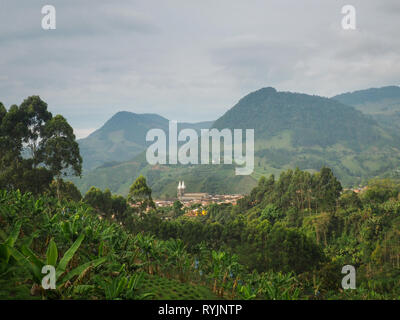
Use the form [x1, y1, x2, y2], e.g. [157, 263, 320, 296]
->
[56, 177, 61, 202]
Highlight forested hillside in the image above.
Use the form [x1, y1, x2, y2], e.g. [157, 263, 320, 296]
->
[78, 111, 213, 171]
[73, 86, 400, 196]
[213, 87, 400, 187]
[2, 168, 400, 300]
[213, 87, 382, 148]
[333, 85, 400, 132]
[72, 153, 257, 198]
[1, 97, 400, 300]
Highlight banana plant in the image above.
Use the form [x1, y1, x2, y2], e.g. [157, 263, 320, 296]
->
[0, 220, 22, 274]
[238, 283, 257, 300]
[60, 216, 81, 242]
[165, 239, 189, 280]
[259, 271, 301, 300]
[135, 234, 156, 273]
[103, 271, 154, 300]
[9, 234, 107, 292]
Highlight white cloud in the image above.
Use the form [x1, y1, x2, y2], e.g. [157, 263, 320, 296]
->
[0, 0, 399, 132]
[74, 128, 97, 140]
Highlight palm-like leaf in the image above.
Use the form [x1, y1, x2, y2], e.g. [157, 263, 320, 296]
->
[56, 234, 85, 279]
[61, 256, 107, 283]
[46, 239, 58, 266]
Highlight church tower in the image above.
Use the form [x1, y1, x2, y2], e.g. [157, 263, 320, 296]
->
[177, 181, 186, 198]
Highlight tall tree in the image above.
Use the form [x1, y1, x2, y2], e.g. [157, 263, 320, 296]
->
[0, 103, 37, 192]
[0, 97, 82, 196]
[128, 175, 155, 215]
[315, 167, 342, 211]
[41, 115, 82, 199]
[19, 96, 52, 167]
[172, 200, 184, 218]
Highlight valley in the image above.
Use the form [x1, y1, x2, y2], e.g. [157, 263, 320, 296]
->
[73, 86, 400, 198]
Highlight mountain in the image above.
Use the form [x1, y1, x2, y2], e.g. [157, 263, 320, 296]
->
[212, 87, 400, 186]
[213, 87, 383, 149]
[333, 86, 400, 106]
[332, 86, 400, 131]
[78, 111, 213, 171]
[73, 87, 400, 197]
[71, 151, 257, 198]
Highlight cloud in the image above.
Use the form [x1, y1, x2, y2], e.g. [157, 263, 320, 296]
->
[74, 128, 96, 140]
[0, 0, 399, 132]
[377, 0, 400, 15]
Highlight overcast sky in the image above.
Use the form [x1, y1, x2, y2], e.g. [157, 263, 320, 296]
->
[1, 0, 399, 138]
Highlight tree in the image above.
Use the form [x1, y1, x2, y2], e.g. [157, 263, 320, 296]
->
[338, 191, 362, 210]
[0, 104, 31, 192]
[0, 97, 82, 196]
[83, 187, 127, 219]
[260, 204, 283, 225]
[19, 96, 52, 167]
[265, 224, 325, 274]
[172, 200, 184, 218]
[361, 179, 399, 205]
[83, 187, 110, 215]
[47, 179, 82, 202]
[111, 195, 128, 220]
[41, 115, 82, 200]
[128, 175, 155, 215]
[315, 167, 342, 211]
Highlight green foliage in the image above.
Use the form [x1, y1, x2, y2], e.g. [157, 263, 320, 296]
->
[83, 187, 127, 220]
[47, 180, 82, 202]
[128, 175, 155, 212]
[241, 167, 342, 214]
[0, 220, 22, 273]
[46, 239, 58, 266]
[3, 163, 400, 300]
[172, 200, 184, 218]
[0, 96, 82, 196]
[72, 159, 257, 198]
[260, 204, 282, 224]
[361, 179, 400, 205]
[264, 224, 324, 274]
[256, 271, 301, 300]
[214, 87, 392, 151]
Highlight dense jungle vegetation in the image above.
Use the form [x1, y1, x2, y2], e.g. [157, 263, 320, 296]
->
[1, 96, 400, 300]
[2, 170, 400, 299]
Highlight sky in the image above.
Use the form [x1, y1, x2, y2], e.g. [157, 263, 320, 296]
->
[1, 0, 399, 138]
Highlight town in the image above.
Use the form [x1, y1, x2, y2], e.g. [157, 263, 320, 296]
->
[154, 180, 243, 212]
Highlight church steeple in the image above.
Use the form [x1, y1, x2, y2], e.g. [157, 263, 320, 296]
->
[177, 181, 185, 198]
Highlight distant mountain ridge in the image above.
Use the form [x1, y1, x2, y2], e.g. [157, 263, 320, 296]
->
[78, 111, 213, 171]
[332, 86, 400, 132]
[73, 86, 400, 197]
[213, 87, 383, 149]
[333, 86, 400, 106]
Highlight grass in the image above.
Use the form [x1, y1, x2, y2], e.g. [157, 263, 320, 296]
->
[0, 277, 40, 300]
[138, 274, 219, 300]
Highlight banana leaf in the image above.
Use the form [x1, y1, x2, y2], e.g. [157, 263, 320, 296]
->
[0, 220, 22, 265]
[8, 246, 42, 283]
[56, 234, 85, 279]
[46, 239, 58, 266]
[60, 256, 107, 283]
[21, 245, 45, 270]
